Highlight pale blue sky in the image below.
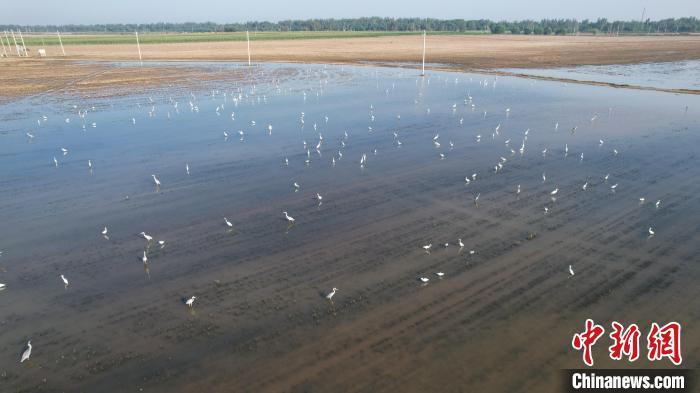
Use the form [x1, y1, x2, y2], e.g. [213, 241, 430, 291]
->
[3, 0, 698, 25]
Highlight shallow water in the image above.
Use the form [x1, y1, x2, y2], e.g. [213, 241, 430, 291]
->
[0, 62, 699, 392]
[500, 60, 700, 90]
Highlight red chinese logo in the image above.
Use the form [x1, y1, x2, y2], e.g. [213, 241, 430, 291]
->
[572, 319, 605, 366]
[572, 320, 682, 366]
[609, 322, 640, 362]
[647, 322, 682, 365]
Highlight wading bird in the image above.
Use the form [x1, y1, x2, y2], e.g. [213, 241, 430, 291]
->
[326, 287, 338, 301]
[283, 211, 295, 223]
[60, 274, 69, 288]
[186, 296, 196, 308]
[140, 232, 153, 242]
[151, 175, 161, 188]
[224, 217, 233, 228]
[569, 265, 575, 276]
[20, 341, 32, 363]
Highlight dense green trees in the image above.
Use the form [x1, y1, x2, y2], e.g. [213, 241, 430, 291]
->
[2, 17, 698, 35]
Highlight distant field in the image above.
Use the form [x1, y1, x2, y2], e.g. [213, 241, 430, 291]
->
[19, 31, 487, 46]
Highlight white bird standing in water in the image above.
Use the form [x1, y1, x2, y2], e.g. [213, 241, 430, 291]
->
[422, 244, 432, 251]
[53, 156, 58, 167]
[60, 274, 69, 288]
[458, 238, 465, 248]
[142, 251, 148, 264]
[517, 184, 521, 195]
[326, 287, 338, 301]
[186, 163, 190, 175]
[140, 232, 153, 242]
[655, 200, 661, 209]
[582, 182, 588, 191]
[551, 187, 559, 195]
[542, 173, 546, 183]
[186, 296, 196, 308]
[20, 341, 32, 363]
[315, 193, 323, 201]
[648, 227, 655, 236]
[151, 174, 161, 188]
[569, 265, 575, 276]
[283, 211, 295, 223]
[224, 217, 233, 228]
[435, 272, 445, 278]
[419, 277, 430, 284]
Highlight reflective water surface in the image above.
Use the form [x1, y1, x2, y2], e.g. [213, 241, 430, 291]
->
[1, 62, 699, 392]
[500, 60, 700, 90]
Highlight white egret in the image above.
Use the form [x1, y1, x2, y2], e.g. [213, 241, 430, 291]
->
[655, 200, 661, 209]
[158, 240, 165, 248]
[419, 277, 429, 283]
[283, 211, 295, 223]
[551, 188, 559, 195]
[60, 274, 69, 288]
[186, 296, 196, 308]
[326, 287, 338, 301]
[458, 239, 464, 248]
[53, 156, 58, 167]
[224, 217, 233, 228]
[582, 182, 588, 191]
[142, 251, 148, 264]
[186, 164, 190, 175]
[422, 244, 432, 251]
[569, 265, 575, 276]
[20, 341, 32, 363]
[648, 227, 655, 236]
[435, 272, 445, 278]
[315, 193, 323, 201]
[140, 232, 153, 242]
[151, 174, 161, 188]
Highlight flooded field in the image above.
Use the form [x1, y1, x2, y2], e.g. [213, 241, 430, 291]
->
[0, 62, 699, 392]
[499, 60, 700, 91]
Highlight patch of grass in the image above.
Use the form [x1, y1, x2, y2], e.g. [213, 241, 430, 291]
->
[19, 31, 488, 46]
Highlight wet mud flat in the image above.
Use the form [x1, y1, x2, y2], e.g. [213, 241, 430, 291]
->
[0, 64, 699, 392]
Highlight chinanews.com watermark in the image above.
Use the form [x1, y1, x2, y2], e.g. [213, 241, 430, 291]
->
[564, 319, 694, 392]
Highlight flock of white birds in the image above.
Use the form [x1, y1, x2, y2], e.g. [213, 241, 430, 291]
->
[2, 65, 673, 365]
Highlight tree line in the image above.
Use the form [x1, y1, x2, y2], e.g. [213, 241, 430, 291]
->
[2, 17, 699, 35]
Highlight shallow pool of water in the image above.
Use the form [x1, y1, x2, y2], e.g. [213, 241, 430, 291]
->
[0, 62, 699, 392]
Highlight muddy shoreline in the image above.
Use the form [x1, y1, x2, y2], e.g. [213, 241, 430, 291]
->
[2, 34, 700, 101]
